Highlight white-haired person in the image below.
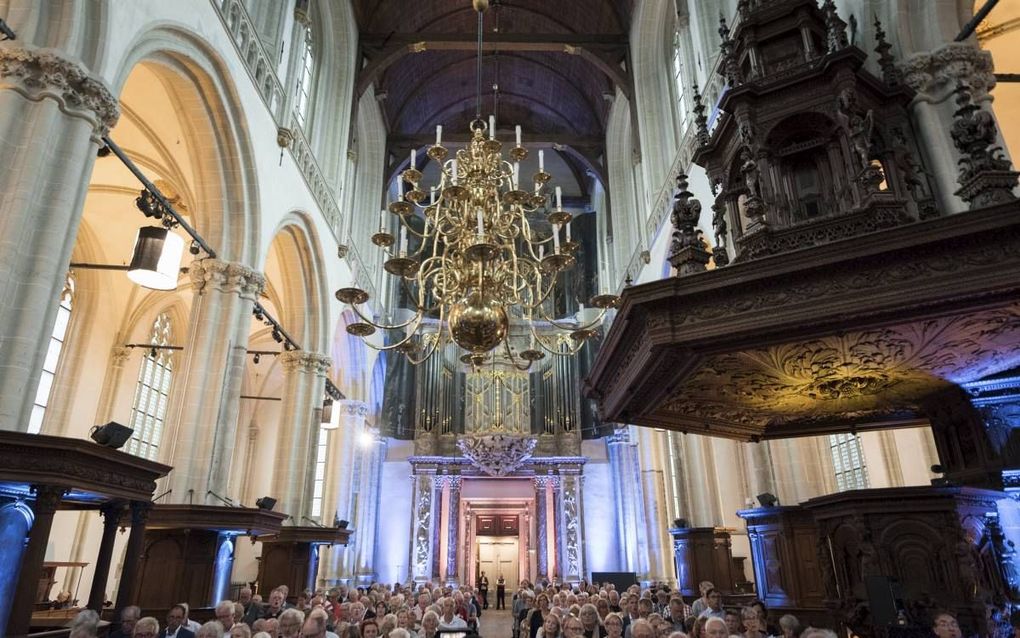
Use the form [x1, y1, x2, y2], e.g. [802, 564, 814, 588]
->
[134, 617, 161, 638]
[69, 609, 101, 638]
[196, 621, 225, 638]
[214, 600, 237, 634]
[703, 618, 728, 638]
[279, 608, 307, 638]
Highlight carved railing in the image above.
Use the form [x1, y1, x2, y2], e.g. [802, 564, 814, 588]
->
[210, 0, 351, 258]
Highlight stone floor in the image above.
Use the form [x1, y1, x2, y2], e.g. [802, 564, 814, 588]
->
[478, 608, 515, 638]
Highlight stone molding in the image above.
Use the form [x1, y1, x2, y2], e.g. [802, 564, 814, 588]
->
[902, 43, 995, 103]
[279, 350, 332, 376]
[336, 399, 369, 418]
[188, 258, 266, 300]
[110, 346, 132, 367]
[0, 45, 120, 137]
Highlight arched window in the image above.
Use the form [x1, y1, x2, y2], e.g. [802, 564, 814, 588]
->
[28, 274, 75, 434]
[125, 313, 175, 460]
[294, 16, 316, 128]
[672, 28, 690, 132]
[310, 427, 329, 518]
[829, 433, 869, 491]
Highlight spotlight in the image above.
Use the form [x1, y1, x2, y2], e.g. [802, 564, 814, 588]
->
[672, 518, 689, 529]
[756, 493, 779, 507]
[90, 421, 134, 449]
[255, 496, 277, 511]
[253, 353, 261, 364]
[320, 397, 337, 430]
[97, 145, 111, 158]
[336, 518, 350, 530]
[127, 226, 184, 290]
[149, 346, 158, 359]
[189, 240, 200, 256]
[272, 329, 282, 343]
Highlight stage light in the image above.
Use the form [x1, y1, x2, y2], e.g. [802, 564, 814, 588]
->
[255, 496, 277, 511]
[127, 226, 184, 290]
[335, 516, 350, 530]
[320, 397, 337, 430]
[90, 421, 134, 449]
[358, 429, 375, 448]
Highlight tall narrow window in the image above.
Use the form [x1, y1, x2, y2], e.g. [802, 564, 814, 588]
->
[672, 29, 689, 131]
[29, 274, 75, 434]
[310, 429, 329, 518]
[666, 431, 683, 521]
[294, 19, 316, 128]
[829, 433, 869, 491]
[126, 313, 174, 460]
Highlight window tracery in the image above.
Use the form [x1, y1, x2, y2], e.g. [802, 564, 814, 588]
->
[125, 312, 174, 460]
[28, 273, 74, 434]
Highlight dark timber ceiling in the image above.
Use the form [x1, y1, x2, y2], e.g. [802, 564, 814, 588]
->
[354, 0, 633, 143]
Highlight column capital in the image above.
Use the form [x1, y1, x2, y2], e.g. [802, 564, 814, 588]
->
[30, 485, 68, 514]
[534, 475, 560, 489]
[902, 43, 995, 103]
[280, 350, 332, 376]
[129, 500, 152, 525]
[110, 346, 132, 367]
[0, 46, 120, 137]
[337, 399, 370, 418]
[189, 258, 266, 300]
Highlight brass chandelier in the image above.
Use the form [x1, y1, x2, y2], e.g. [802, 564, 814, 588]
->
[335, 1, 619, 368]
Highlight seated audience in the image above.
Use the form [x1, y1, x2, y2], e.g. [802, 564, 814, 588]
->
[280, 608, 307, 638]
[111, 605, 142, 638]
[162, 605, 196, 638]
[196, 621, 225, 638]
[70, 609, 101, 638]
[135, 617, 161, 638]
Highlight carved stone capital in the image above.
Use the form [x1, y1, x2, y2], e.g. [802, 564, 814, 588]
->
[0, 46, 120, 138]
[279, 350, 332, 376]
[902, 43, 995, 103]
[337, 399, 369, 419]
[189, 258, 265, 300]
[110, 346, 132, 367]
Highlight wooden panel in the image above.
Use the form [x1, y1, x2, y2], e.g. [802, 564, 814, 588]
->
[258, 541, 313, 596]
[670, 527, 735, 597]
[476, 514, 519, 536]
[134, 529, 218, 609]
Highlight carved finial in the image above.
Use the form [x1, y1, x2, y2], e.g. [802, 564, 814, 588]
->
[950, 82, 1019, 208]
[711, 197, 730, 267]
[668, 173, 711, 276]
[718, 16, 743, 87]
[821, 0, 849, 53]
[718, 14, 731, 42]
[873, 15, 902, 86]
[692, 84, 710, 148]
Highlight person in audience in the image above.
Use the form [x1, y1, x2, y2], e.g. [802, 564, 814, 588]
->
[111, 605, 142, 638]
[799, 630, 837, 638]
[233, 603, 245, 625]
[135, 617, 161, 638]
[439, 597, 468, 629]
[70, 609, 101, 638]
[740, 607, 766, 638]
[266, 588, 291, 620]
[724, 611, 742, 636]
[229, 625, 251, 638]
[162, 605, 196, 638]
[390, 630, 411, 638]
[778, 614, 800, 638]
[396, 608, 417, 638]
[379, 613, 398, 637]
[238, 588, 253, 609]
[596, 598, 611, 622]
[180, 604, 202, 633]
[697, 591, 724, 620]
[563, 615, 587, 638]
[608, 591, 622, 614]
[689, 616, 707, 638]
[604, 613, 624, 638]
[252, 634, 272, 638]
[420, 611, 440, 638]
[280, 609, 307, 638]
[703, 618, 727, 638]
[414, 592, 432, 621]
[629, 619, 655, 638]
[580, 603, 606, 638]
[362, 619, 381, 638]
[689, 583, 714, 619]
[538, 612, 562, 638]
[308, 608, 338, 638]
[196, 621, 225, 638]
[215, 600, 237, 634]
[303, 613, 329, 638]
[931, 612, 962, 638]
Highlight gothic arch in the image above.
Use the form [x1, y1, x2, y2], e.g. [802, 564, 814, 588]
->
[264, 211, 331, 356]
[630, 0, 678, 193]
[106, 26, 261, 267]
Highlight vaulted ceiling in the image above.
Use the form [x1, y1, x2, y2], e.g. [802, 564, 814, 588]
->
[354, 0, 633, 174]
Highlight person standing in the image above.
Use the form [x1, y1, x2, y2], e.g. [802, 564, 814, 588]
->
[496, 575, 507, 610]
[479, 571, 490, 610]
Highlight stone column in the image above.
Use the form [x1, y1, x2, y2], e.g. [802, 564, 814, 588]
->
[114, 501, 151, 615]
[0, 46, 118, 433]
[534, 477, 549, 580]
[272, 350, 331, 520]
[901, 43, 997, 215]
[168, 260, 264, 504]
[605, 429, 633, 570]
[354, 432, 385, 585]
[445, 477, 462, 585]
[7, 485, 65, 638]
[86, 501, 123, 611]
[551, 476, 563, 580]
[559, 473, 585, 584]
[431, 477, 444, 580]
[409, 472, 436, 583]
[322, 399, 367, 581]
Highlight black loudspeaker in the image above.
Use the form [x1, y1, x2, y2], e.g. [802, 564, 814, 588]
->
[866, 575, 903, 626]
[756, 492, 779, 507]
[255, 496, 277, 511]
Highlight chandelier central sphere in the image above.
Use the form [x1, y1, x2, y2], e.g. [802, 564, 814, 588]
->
[448, 289, 509, 355]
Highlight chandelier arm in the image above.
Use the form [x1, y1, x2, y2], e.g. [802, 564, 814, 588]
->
[349, 301, 423, 331]
[528, 327, 585, 357]
[535, 305, 609, 332]
[501, 337, 534, 372]
[358, 313, 427, 352]
[403, 316, 445, 366]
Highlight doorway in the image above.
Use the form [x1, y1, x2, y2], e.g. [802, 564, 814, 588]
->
[477, 537, 519, 592]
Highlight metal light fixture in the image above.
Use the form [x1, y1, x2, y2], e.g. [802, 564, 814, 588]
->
[320, 397, 338, 430]
[335, 1, 619, 368]
[89, 421, 134, 449]
[127, 226, 184, 290]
